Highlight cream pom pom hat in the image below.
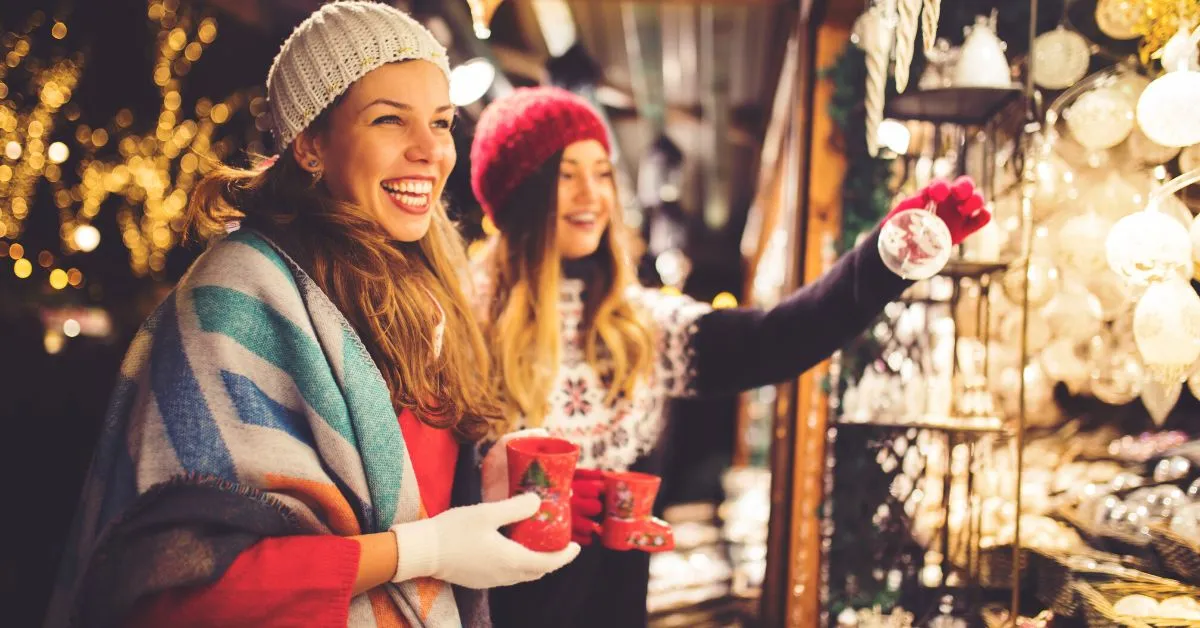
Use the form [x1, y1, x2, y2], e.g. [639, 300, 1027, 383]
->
[266, 1, 451, 148]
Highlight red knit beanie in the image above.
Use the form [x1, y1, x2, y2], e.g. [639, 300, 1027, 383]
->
[471, 86, 611, 223]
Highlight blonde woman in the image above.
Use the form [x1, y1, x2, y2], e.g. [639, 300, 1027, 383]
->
[48, 5, 576, 627]
[470, 86, 989, 627]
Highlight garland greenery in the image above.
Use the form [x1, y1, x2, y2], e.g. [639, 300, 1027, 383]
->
[820, 43, 895, 252]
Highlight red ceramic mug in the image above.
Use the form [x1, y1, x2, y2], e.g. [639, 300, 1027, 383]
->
[599, 471, 675, 553]
[506, 436, 580, 551]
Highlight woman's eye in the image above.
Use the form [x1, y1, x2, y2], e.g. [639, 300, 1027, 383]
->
[433, 118, 454, 130]
[372, 115, 403, 125]
[560, 172, 575, 181]
[599, 171, 614, 179]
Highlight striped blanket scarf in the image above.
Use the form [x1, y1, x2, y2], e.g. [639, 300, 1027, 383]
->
[45, 229, 486, 627]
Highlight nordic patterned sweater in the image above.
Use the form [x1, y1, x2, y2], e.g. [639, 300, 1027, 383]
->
[483, 224, 910, 473]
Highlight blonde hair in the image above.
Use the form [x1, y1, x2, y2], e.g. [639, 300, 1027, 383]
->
[481, 153, 654, 432]
[186, 112, 503, 442]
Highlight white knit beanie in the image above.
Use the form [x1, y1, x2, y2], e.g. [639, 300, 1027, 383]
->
[266, 1, 451, 148]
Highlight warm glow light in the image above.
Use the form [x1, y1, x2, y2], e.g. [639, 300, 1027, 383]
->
[712, 292, 739, 309]
[62, 318, 81, 338]
[44, 331, 64, 355]
[51, 22, 67, 40]
[73, 224, 100, 252]
[67, 268, 82, 286]
[47, 141, 69, 164]
[9, 243, 25, 259]
[13, 258, 32, 278]
[49, 268, 69, 290]
[37, 251, 53, 267]
[449, 58, 496, 106]
[877, 119, 911, 155]
[4, 140, 21, 160]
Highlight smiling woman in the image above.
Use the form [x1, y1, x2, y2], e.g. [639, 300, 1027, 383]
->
[46, 3, 579, 628]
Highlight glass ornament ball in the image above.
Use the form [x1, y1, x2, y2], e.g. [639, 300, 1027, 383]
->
[1080, 171, 1146, 223]
[1030, 153, 1076, 221]
[877, 208, 953, 280]
[1054, 211, 1115, 275]
[1128, 125, 1182, 166]
[1106, 210, 1192, 286]
[1032, 27, 1091, 90]
[1136, 71, 1200, 148]
[1066, 87, 1135, 151]
[1095, 0, 1142, 40]
[1180, 143, 1200, 173]
[1133, 278, 1200, 383]
[1087, 270, 1135, 321]
[1001, 256, 1059, 308]
[1090, 350, 1144, 405]
[1042, 285, 1105, 344]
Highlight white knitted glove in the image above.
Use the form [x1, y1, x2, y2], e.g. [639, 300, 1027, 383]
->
[390, 493, 580, 589]
[480, 428, 549, 503]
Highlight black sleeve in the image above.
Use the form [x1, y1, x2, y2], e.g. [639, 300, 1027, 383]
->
[690, 224, 910, 397]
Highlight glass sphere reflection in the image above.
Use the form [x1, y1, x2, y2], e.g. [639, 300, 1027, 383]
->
[1090, 350, 1144, 405]
[1133, 278, 1200, 382]
[1095, 0, 1141, 40]
[1032, 27, 1091, 90]
[878, 208, 953, 280]
[1106, 210, 1192, 286]
[1066, 87, 1135, 150]
[1137, 71, 1200, 148]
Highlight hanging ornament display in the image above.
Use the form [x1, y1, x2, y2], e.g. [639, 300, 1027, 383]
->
[1088, 269, 1136, 321]
[1091, 350, 1144, 405]
[1132, 278, 1200, 383]
[1001, 256, 1059, 308]
[877, 205, 953, 279]
[1106, 210, 1192, 286]
[1136, 24, 1200, 148]
[863, 6, 893, 158]
[1095, 0, 1143, 40]
[1030, 152, 1076, 221]
[1054, 211, 1116, 275]
[1066, 87, 1136, 150]
[1180, 144, 1200, 172]
[1042, 284, 1105, 343]
[1142, 377, 1183, 425]
[1080, 171, 1146, 223]
[1127, 126, 1183, 165]
[953, 14, 1012, 88]
[465, 0, 506, 39]
[1031, 26, 1092, 90]
[921, 0, 941, 55]
[894, 0, 921, 93]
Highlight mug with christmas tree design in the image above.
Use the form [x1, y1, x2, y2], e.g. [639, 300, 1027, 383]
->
[505, 436, 580, 551]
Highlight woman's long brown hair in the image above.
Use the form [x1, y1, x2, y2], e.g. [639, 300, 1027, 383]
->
[480, 153, 653, 432]
[186, 109, 503, 442]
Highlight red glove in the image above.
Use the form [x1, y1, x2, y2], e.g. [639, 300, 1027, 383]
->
[885, 176, 990, 246]
[571, 469, 606, 546]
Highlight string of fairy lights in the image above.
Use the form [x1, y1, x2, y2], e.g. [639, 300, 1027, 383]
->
[1, 0, 260, 289]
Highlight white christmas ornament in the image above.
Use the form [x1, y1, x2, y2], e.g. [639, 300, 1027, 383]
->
[1031, 27, 1091, 90]
[1142, 377, 1183, 425]
[953, 15, 1011, 88]
[1133, 278, 1200, 383]
[1136, 24, 1200, 148]
[1054, 211, 1114, 275]
[878, 207, 953, 279]
[1106, 210, 1192, 286]
[1095, 0, 1142, 40]
[894, 0, 922, 92]
[1066, 87, 1135, 150]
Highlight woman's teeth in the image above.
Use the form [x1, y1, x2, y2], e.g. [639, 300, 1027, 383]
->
[565, 212, 597, 226]
[382, 180, 432, 207]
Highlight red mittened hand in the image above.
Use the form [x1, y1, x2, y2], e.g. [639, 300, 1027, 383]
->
[885, 176, 991, 246]
[571, 469, 606, 546]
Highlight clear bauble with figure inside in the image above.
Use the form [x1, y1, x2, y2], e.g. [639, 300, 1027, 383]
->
[877, 205, 953, 280]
